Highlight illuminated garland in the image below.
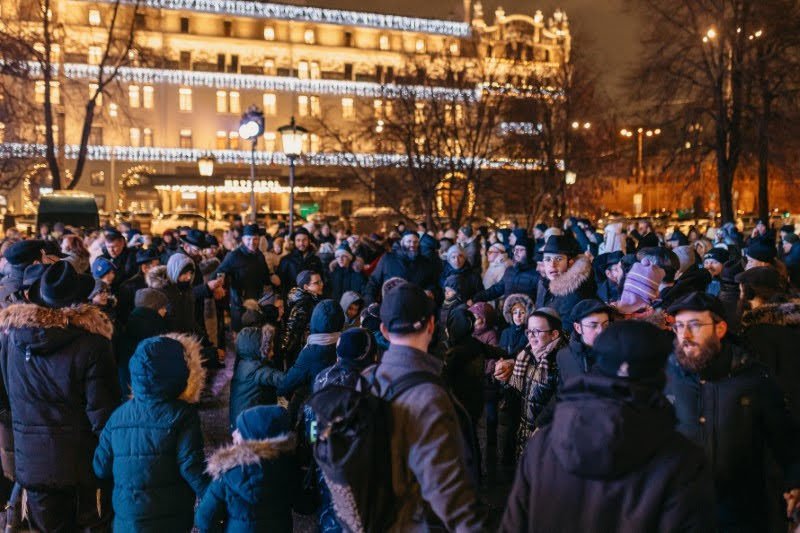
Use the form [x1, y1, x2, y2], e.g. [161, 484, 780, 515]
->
[156, 180, 338, 194]
[499, 122, 543, 135]
[0, 142, 561, 170]
[118, 164, 156, 210]
[21, 162, 73, 213]
[95, 0, 471, 37]
[436, 172, 475, 217]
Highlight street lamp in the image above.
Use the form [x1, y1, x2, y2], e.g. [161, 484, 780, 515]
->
[239, 106, 265, 223]
[198, 153, 215, 230]
[278, 116, 307, 234]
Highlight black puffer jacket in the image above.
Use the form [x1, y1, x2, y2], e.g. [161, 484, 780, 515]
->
[215, 244, 272, 331]
[276, 249, 323, 296]
[147, 265, 202, 337]
[0, 303, 119, 487]
[535, 257, 596, 328]
[116, 271, 147, 325]
[278, 288, 321, 368]
[363, 249, 438, 303]
[665, 341, 800, 530]
[501, 374, 715, 533]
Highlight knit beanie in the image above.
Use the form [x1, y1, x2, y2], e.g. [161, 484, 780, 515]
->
[235, 405, 291, 441]
[134, 288, 169, 312]
[336, 327, 375, 369]
[745, 238, 777, 263]
[615, 259, 665, 314]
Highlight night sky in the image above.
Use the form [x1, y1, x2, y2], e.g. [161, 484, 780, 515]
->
[284, 0, 642, 98]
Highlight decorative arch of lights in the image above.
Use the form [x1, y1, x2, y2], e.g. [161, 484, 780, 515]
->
[118, 165, 157, 210]
[435, 172, 475, 218]
[22, 163, 73, 214]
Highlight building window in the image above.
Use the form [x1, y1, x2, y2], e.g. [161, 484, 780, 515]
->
[379, 34, 390, 51]
[90, 171, 104, 186]
[449, 42, 460, 55]
[415, 38, 426, 54]
[264, 58, 275, 75]
[415, 102, 425, 124]
[0, 123, 5, 143]
[134, 12, 145, 29]
[310, 61, 320, 79]
[143, 127, 153, 147]
[342, 98, 354, 120]
[180, 51, 192, 70]
[373, 99, 383, 119]
[303, 28, 315, 44]
[264, 132, 276, 152]
[217, 53, 225, 73]
[263, 25, 275, 40]
[34, 81, 60, 104]
[89, 126, 103, 145]
[89, 83, 102, 106]
[344, 31, 353, 47]
[228, 131, 239, 150]
[343, 63, 353, 80]
[179, 88, 192, 111]
[216, 130, 227, 149]
[298, 95, 309, 117]
[309, 133, 320, 153]
[128, 85, 140, 108]
[385, 100, 393, 117]
[223, 20, 232, 37]
[179, 128, 192, 148]
[129, 127, 141, 147]
[142, 85, 154, 109]
[263, 93, 276, 115]
[216, 90, 227, 113]
[88, 8, 101, 26]
[180, 16, 189, 33]
[229, 91, 241, 114]
[310, 96, 320, 118]
[88, 46, 103, 65]
[108, 103, 118, 117]
[298, 60, 309, 79]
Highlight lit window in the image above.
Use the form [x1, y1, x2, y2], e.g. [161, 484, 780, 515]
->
[310, 96, 320, 118]
[385, 101, 393, 117]
[264, 132, 276, 152]
[129, 127, 141, 147]
[142, 86, 154, 109]
[310, 133, 320, 153]
[379, 35, 390, 51]
[179, 88, 192, 111]
[36, 81, 60, 104]
[263, 93, 276, 115]
[415, 102, 425, 124]
[415, 38, 426, 54]
[216, 131, 227, 150]
[263, 25, 275, 40]
[88, 46, 103, 65]
[216, 90, 227, 113]
[128, 85, 140, 108]
[297, 61, 309, 79]
[179, 128, 192, 148]
[228, 131, 239, 150]
[298, 95, 309, 117]
[341, 97, 354, 120]
[88, 8, 101, 26]
[0, 123, 5, 143]
[35, 81, 45, 103]
[108, 103, 118, 117]
[310, 61, 320, 79]
[229, 91, 241, 114]
[143, 128, 153, 147]
[302, 133, 310, 153]
[89, 83, 102, 106]
[50, 43, 60, 62]
[449, 42, 460, 55]
[373, 99, 383, 119]
[304, 29, 315, 44]
[455, 104, 464, 123]
[264, 59, 275, 75]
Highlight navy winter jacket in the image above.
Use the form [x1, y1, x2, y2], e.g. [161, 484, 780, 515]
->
[364, 250, 438, 303]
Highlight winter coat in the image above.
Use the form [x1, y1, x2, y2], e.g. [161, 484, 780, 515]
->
[556, 334, 595, 387]
[196, 433, 298, 533]
[215, 245, 271, 331]
[499, 294, 535, 356]
[438, 263, 483, 301]
[329, 263, 367, 303]
[741, 301, 800, 422]
[276, 249, 324, 296]
[115, 306, 168, 396]
[364, 250, 438, 303]
[535, 257, 596, 328]
[459, 238, 481, 272]
[229, 328, 278, 430]
[473, 261, 539, 303]
[366, 345, 486, 532]
[339, 291, 363, 330]
[148, 264, 202, 337]
[596, 278, 619, 304]
[0, 304, 118, 488]
[501, 374, 715, 533]
[469, 302, 499, 346]
[93, 334, 208, 533]
[0, 267, 24, 309]
[664, 341, 800, 531]
[277, 288, 321, 368]
[785, 242, 800, 288]
[117, 271, 147, 325]
[102, 247, 139, 289]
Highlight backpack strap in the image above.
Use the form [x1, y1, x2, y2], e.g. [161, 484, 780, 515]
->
[384, 371, 443, 402]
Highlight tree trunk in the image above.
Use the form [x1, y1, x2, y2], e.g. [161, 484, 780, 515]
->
[757, 101, 770, 223]
[67, 99, 98, 190]
[717, 159, 735, 224]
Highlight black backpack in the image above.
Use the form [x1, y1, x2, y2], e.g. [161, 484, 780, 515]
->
[306, 368, 478, 533]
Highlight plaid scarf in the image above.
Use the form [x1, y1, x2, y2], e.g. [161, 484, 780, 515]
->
[510, 336, 563, 392]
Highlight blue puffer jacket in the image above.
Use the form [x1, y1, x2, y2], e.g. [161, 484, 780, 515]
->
[196, 406, 299, 533]
[93, 334, 209, 533]
[229, 326, 278, 430]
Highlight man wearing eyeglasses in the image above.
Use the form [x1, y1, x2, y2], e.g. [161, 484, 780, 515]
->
[556, 299, 612, 386]
[665, 292, 800, 531]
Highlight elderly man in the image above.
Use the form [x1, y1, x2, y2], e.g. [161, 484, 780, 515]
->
[364, 232, 437, 303]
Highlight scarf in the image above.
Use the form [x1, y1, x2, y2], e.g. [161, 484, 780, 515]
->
[510, 336, 563, 392]
[306, 332, 340, 347]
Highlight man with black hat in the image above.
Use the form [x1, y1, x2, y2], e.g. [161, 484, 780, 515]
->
[501, 321, 715, 532]
[215, 223, 272, 332]
[556, 299, 612, 385]
[0, 261, 119, 531]
[457, 225, 481, 272]
[470, 233, 539, 304]
[277, 227, 323, 297]
[0, 240, 47, 308]
[534, 235, 595, 327]
[368, 281, 486, 531]
[100, 229, 138, 289]
[594, 251, 624, 303]
[781, 233, 800, 288]
[363, 232, 437, 303]
[745, 237, 778, 270]
[116, 247, 162, 325]
[702, 247, 730, 297]
[665, 292, 800, 530]
[176, 229, 225, 331]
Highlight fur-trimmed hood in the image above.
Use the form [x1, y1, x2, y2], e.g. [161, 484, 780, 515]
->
[742, 300, 800, 329]
[165, 333, 206, 404]
[129, 333, 205, 404]
[503, 293, 535, 324]
[145, 265, 170, 290]
[206, 434, 296, 480]
[548, 257, 593, 297]
[0, 303, 113, 340]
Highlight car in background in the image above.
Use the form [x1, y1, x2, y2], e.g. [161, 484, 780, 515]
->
[150, 211, 228, 235]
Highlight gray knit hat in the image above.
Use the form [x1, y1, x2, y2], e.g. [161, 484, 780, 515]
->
[134, 288, 169, 312]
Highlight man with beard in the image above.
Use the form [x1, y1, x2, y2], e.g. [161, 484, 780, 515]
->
[364, 232, 437, 303]
[277, 228, 323, 297]
[665, 292, 800, 531]
[470, 234, 539, 304]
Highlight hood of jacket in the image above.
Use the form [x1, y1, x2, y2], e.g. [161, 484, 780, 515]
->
[741, 300, 800, 329]
[548, 257, 593, 297]
[446, 306, 474, 345]
[551, 373, 675, 479]
[469, 302, 496, 335]
[129, 333, 205, 403]
[339, 291, 363, 315]
[310, 299, 345, 334]
[503, 293, 534, 324]
[236, 326, 264, 360]
[167, 254, 195, 284]
[419, 233, 438, 256]
[145, 265, 170, 290]
[0, 303, 113, 355]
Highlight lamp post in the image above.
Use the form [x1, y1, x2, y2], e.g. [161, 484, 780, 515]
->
[278, 116, 307, 234]
[197, 153, 215, 231]
[238, 106, 265, 223]
[620, 127, 661, 212]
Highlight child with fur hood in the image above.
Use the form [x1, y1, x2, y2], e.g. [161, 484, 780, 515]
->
[229, 322, 278, 430]
[196, 405, 298, 533]
[93, 334, 209, 532]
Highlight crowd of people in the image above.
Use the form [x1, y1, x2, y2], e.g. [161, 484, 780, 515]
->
[0, 213, 797, 531]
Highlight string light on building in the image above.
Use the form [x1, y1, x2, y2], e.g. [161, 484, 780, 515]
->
[499, 122, 543, 135]
[154, 181, 339, 194]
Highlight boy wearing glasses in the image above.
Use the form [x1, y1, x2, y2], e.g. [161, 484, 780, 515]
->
[556, 299, 612, 386]
[665, 292, 800, 531]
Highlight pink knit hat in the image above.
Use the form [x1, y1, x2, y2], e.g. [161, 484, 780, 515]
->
[615, 258, 665, 314]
